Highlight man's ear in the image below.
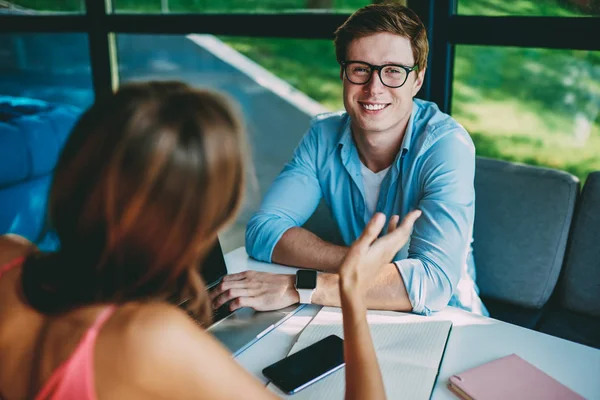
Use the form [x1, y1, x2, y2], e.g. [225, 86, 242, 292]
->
[340, 66, 344, 81]
[411, 67, 426, 97]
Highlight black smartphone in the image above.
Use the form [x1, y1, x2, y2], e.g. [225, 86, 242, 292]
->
[262, 334, 345, 394]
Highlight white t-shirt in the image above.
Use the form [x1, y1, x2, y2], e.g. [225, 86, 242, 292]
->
[360, 162, 391, 218]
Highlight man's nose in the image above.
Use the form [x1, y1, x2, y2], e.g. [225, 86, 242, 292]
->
[363, 70, 385, 95]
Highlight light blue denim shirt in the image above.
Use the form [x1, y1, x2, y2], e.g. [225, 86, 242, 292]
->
[246, 99, 489, 316]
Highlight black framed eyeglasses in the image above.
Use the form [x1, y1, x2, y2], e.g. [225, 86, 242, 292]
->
[341, 60, 418, 88]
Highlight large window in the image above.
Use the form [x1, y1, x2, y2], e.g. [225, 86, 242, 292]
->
[2, 0, 599, 249]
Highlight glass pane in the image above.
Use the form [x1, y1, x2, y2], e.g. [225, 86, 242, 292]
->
[0, 33, 94, 108]
[116, 34, 342, 251]
[221, 37, 343, 110]
[4, 0, 83, 12]
[0, 33, 90, 248]
[458, 0, 600, 17]
[452, 45, 600, 182]
[112, 0, 375, 14]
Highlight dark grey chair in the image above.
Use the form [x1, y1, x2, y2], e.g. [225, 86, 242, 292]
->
[538, 172, 600, 349]
[473, 157, 580, 329]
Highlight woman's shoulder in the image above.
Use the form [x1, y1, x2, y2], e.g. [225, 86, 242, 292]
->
[100, 301, 219, 370]
[0, 234, 35, 267]
[106, 301, 212, 349]
[96, 301, 235, 398]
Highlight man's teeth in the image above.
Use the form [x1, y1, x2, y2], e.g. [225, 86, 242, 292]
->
[362, 103, 387, 111]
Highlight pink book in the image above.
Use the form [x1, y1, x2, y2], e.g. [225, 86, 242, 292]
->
[448, 354, 585, 400]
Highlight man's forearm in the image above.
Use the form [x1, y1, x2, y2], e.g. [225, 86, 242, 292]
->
[271, 227, 348, 272]
[312, 262, 413, 311]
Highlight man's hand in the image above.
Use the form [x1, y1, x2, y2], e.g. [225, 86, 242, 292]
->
[209, 271, 300, 312]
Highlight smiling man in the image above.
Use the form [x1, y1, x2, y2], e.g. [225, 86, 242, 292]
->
[211, 4, 489, 317]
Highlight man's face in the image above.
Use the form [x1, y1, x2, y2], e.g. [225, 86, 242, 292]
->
[342, 32, 425, 138]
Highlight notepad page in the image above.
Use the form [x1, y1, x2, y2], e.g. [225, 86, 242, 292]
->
[267, 307, 452, 399]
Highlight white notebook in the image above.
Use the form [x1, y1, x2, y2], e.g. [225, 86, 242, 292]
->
[267, 306, 452, 400]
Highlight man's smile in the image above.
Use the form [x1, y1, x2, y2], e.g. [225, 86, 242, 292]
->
[358, 101, 391, 113]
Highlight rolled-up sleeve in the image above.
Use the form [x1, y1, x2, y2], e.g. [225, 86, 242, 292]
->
[395, 129, 475, 315]
[245, 126, 323, 263]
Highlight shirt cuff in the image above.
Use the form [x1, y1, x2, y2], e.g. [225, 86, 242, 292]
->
[394, 259, 431, 316]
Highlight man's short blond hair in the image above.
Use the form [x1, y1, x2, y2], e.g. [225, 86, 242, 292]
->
[334, 4, 429, 71]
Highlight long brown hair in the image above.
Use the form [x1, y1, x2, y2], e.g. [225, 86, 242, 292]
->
[21, 81, 245, 325]
[334, 4, 429, 71]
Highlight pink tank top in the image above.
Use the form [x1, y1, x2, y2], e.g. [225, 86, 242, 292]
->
[0, 257, 116, 400]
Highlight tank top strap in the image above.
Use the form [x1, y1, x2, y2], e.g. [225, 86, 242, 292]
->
[0, 256, 25, 277]
[88, 305, 117, 335]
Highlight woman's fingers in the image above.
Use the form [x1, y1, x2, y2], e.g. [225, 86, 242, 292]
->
[399, 210, 422, 231]
[356, 212, 386, 247]
[352, 210, 422, 261]
[376, 210, 422, 255]
[387, 210, 422, 243]
[387, 215, 400, 234]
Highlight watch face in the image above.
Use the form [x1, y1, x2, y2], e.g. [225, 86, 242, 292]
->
[296, 270, 317, 290]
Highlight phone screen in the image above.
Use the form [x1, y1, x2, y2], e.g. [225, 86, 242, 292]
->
[262, 334, 345, 394]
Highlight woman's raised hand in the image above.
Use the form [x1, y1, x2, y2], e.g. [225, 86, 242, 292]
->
[338, 210, 422, 294]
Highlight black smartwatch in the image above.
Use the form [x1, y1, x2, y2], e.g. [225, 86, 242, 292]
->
[295, 270, 317, 304]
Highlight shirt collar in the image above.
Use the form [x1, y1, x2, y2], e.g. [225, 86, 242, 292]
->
[400, 101, 417, 154]
[337, 114, 353, 147]
[337, 115, 354, 166]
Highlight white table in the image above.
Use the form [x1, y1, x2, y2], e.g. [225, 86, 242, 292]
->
[224, 247, 600, 400]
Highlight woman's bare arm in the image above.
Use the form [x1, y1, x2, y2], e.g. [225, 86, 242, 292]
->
[338, 211, 421, 400]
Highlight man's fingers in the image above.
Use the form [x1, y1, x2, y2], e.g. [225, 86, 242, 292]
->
[221, 272, 250, 282]
[211, 288, 261, 309]
[229, 296, 260, 312]
[209, 280, 259, 301]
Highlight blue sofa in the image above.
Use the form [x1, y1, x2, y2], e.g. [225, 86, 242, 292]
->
[0, 96, 81, 251]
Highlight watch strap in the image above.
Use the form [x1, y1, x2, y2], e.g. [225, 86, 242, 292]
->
[297, 288, 315, 304]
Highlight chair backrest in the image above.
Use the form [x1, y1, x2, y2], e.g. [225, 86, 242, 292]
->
[558, 172, 600, 318]
[473, 157, 579, 309]
[0, 96, 80, 248]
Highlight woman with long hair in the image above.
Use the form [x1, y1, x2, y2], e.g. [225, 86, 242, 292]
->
[0, 81, 420, 399]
